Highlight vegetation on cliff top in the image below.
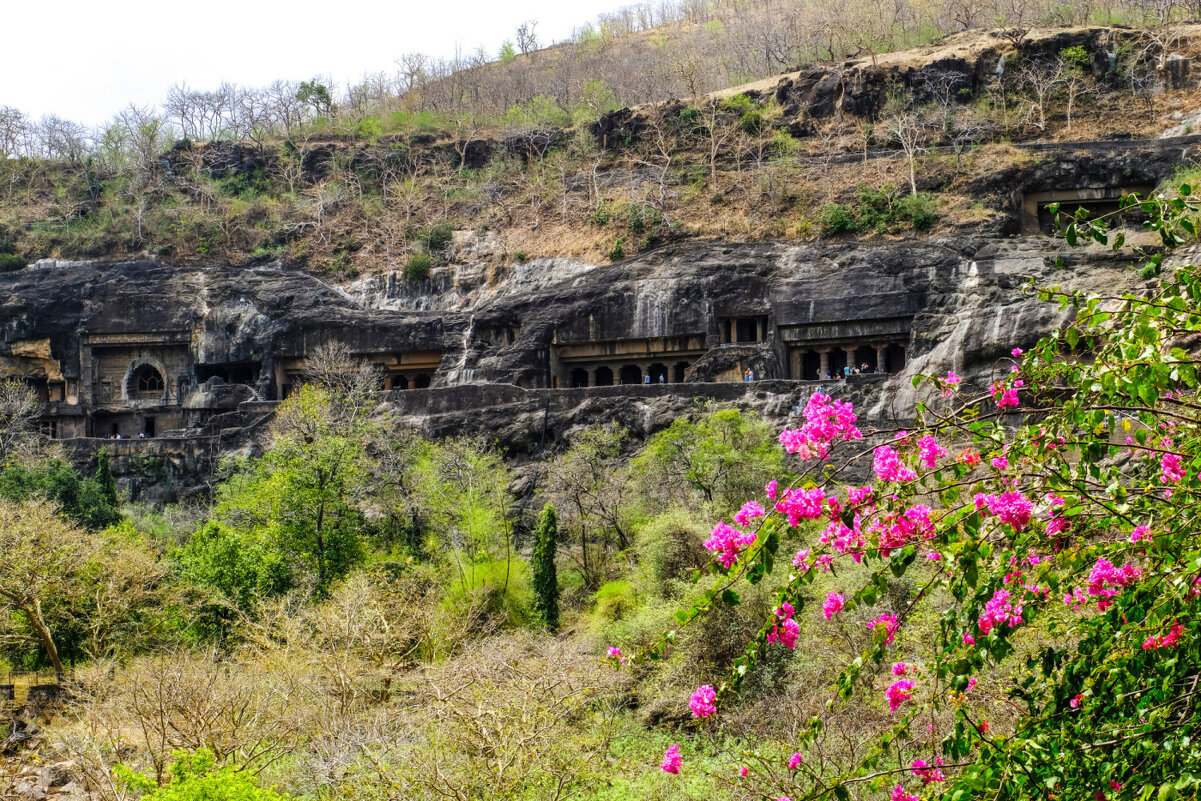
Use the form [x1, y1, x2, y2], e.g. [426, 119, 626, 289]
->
[2, 10, 1201, 271]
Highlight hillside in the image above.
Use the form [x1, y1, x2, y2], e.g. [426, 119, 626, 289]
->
[2, 25, 1200, 276]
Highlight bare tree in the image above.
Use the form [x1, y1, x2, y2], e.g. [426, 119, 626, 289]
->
[884, 107, 934, 196]
[303, 341, 382, 422]
[0, 106, 30, 158]
[516, 20, 540, 55]
[1016, 58, 1064, 132]
[0, 378, 42, 462]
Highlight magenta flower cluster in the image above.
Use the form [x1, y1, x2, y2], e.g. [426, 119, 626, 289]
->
[974, 491, 1034, 531]
[704, 521, 756, 569]
[885, 679, 915, 711]
[778, 391, 862, 460]
[689, 685, 717, 717]
[873, 444, 917, 483]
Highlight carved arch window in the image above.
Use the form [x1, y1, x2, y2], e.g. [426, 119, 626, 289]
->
[130, 364, 166, 399]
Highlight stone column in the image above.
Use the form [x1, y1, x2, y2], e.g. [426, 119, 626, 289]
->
[790, 348, 803, 380]
[818, 349, 831, 379]
[875, 344, 888, 374]
[757, 318, 766, 342]
[843, 346, 857, 373]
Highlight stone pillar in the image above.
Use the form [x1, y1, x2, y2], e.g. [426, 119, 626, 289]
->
[875, 344, 888, 374]
[757, 318, 766, 342]
[818, 349, 831, 379]
[790, 348, 803, 380]
[843, 346, 857, 373]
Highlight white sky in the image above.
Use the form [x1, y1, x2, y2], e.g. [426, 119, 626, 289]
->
[2, 0, 635, 127]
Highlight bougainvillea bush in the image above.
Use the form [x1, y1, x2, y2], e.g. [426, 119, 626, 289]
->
[620, 192, 1201, 800]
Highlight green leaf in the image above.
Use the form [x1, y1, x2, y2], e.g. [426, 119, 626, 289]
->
[721, 588, 741, 605]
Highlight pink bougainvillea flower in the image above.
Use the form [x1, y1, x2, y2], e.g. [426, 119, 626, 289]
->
[991, 455, 1009, 470]
[868, 613, 900, 645]
[787, 752, 803, 770]
[776, 487, 828, 527]
[974, 491, 1034, 531]
[1161, 452, 1186, 484]
[874, 445, 917, 483]
[734, 500, 765, 527]
[703, 521, 755, 569]
[1132, 525, 1151, 544]
[912, 758, 947, 785]
[892, 786, 919, 801]
[765, 480, 778, 500]
[1012, 347, 1023, 358]
[739, 766, 748, 777]
[978, 588, 1024, 635]
[660, 744, 683, 774]
[962, 631, 976, 645]
[777, 392, 862, 460]
[886, 679, 916, 711]
[607, 646, 622, 658]
[689, 685, 717, 718]
[917, 435, 947, 469]
[1143, 623, 1185, 650]
[958, 449, 982, 466]
[942, 370, 963, 397]
[823, 592, 846, 619]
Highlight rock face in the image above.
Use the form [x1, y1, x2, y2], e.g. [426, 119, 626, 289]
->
[0, 174, 1152, 500]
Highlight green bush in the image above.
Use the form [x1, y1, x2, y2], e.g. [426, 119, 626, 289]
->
[635, 510, 708, 594]
[587, 201, 612, 227]
[818, 203, 859, 237]
[404, 252, 431, 281]
[608, 237, 625, 262]
[443, 558, 534, 628]
[739, 110, 765, 136]
[0, 460, 120, 530]
[426, 221, 454, 254]
[591, 580, 638, 625]
[897, 193, 937, 231]
[0, 253, 24, 271]
[512, 250, 529, 264]
[115, 749, 294, 801]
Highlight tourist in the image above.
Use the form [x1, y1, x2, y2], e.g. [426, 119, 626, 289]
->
[743, 369, 751, 382]
[644, 374, 650, 384]
[658, 374, 665, 383]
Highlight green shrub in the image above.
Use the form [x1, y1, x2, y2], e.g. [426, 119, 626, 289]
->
[426, 221, 454, 254]
[512, 250, 529, 264]
[404, 252, 431, 281]
[591, 580, 638, 624]
[635, 510, 708, 594]
[897, 193, 937, 231]
[819, 203, 859, 237]
[588, 201, 612, 227]
[608, 237, 625, 262]
[739, 110, 765, 135]
[115, 749, 294, 801]
[0, 253, 24, 271]
[443, 558, 534, 628]
[771, 129, 800, 158]
[0, 459, 120, 530]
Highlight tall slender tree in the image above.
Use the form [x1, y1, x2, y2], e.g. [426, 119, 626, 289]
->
[531, 503, 560, 632]
[95, 446, 119, 508]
